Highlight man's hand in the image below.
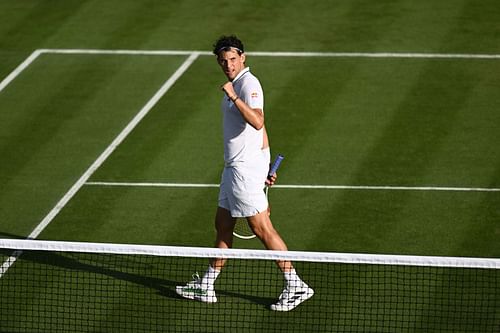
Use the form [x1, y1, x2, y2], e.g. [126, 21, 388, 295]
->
[221, 81, 264, 130]
[221, 82, 236, 100]
[266, 173, 277, 186]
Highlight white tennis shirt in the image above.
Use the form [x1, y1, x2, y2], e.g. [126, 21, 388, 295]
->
[221, 67, 264, 166]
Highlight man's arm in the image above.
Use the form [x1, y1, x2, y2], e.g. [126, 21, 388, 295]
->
[221, 82, 264, 130]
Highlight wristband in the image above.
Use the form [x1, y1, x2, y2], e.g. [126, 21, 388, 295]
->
[231, 96, 239, 102]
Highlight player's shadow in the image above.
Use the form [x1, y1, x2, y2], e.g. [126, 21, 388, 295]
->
[214, 289, 276, 307]
[0, 233, 275, 308]
[0, 231, 25, 239]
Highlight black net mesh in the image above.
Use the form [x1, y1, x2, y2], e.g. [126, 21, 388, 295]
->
[0, 240, 498, 332]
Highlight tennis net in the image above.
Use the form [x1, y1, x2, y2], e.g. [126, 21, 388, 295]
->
[0, 238, 498, 332]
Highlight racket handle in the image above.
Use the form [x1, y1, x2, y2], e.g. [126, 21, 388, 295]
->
[268, 154, 284, 177]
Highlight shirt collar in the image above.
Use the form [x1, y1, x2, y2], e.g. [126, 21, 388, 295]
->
[232, 67, 250, 83]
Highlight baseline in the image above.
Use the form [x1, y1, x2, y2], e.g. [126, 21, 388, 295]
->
[39, 48, 500, 59]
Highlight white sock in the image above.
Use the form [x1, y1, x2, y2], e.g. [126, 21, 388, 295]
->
[283, 269, 304, 288]
[201, 265, 220, 290]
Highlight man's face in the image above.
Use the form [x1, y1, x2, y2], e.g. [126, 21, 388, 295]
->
[217, 48, 246, 81]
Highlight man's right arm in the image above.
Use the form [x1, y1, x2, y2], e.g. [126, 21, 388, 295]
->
[221, 81, 264, 130]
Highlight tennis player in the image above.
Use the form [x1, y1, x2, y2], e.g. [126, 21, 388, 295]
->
[176, 35, 314, 311]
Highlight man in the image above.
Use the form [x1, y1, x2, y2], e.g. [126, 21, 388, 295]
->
[176, 35, 313, 311]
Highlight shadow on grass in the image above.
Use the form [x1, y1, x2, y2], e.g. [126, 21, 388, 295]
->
[0, 232, 274, 308]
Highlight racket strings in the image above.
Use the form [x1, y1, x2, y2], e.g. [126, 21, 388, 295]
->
[233, 219, 256, 239]
[233, 186, 269, 240]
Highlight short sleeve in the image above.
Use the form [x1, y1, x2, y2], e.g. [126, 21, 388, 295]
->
[241, 77, 264, 110]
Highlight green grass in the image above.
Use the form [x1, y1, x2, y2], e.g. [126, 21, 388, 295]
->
[0, 0, 499, 332]
[0, 54, 188, 236]
[31, 55, 500, 258]
[1, 250, 497, 333]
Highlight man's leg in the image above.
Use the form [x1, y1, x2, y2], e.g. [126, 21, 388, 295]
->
[246, 210, 292, 271]
[211, 206, 236, 269]
[247, 211, 314, 311]
[175, 207, 235, 302]
[197, 207, 235, 295]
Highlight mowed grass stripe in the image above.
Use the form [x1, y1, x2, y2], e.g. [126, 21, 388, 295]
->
[264, 58, 429, 186]
[89, 57, 224, 184]
[28, 53, 200, 240]
[38, 185, 219, 247]
[300, 58, 499, 256]
[72, 56, 499, 258]
[1, 55, 200, 281]
[0, 54, 189, 237]
[40, 57, 229, 246]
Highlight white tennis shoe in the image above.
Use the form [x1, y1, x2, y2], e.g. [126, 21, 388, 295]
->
[175, 273, 218, 303]
[270, 283, 314, 311]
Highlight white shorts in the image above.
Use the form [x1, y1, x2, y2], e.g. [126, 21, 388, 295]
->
[218, 149, 270, 218]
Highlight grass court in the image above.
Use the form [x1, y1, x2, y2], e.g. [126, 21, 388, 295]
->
[0, 1, 499, 331]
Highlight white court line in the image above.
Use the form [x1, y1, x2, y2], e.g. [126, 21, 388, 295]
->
[39, 48, 208, 56]
[249, 51, 500, 59]
[29, 52, 198, 238]
[84, 181, 500, 192]
[2, 48, 499, 94]
[87, 182, 220, 188]
[39, 48, 500, 59]
[2, 48, 499, 276]
[0, 52, 200, 278]
[0, 50, 43, 93]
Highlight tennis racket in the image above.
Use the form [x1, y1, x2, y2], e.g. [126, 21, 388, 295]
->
[233, 154, 284, 240]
